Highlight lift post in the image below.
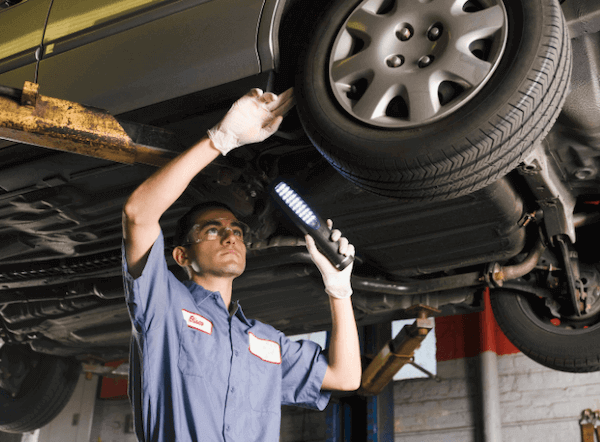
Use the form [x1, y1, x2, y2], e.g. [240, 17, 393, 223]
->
[360, 305, 439, 396]
[326, 323, 395, 442]
[0, 82, 181, 167]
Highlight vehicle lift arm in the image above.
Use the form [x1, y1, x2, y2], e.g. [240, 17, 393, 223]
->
[0, 81, 180, 167]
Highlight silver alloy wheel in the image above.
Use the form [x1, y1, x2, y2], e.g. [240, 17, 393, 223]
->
[329, 0, 508, 128]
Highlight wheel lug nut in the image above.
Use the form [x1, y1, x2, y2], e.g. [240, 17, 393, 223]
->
[418, 55, 434, 68]
[346, 84, 359, 99]
[574, 167, 595, 180]
[428, 26, 442, 41]
[396, 25, 413, 41]
[386, 55, 405, 68]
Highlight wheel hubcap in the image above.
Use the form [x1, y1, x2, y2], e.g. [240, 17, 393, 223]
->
[328, 0, 508, 128]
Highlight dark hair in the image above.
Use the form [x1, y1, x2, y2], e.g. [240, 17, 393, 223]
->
[173, 201, 235, 247]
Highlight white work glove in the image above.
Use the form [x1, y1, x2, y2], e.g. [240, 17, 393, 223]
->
[305, 220, 354, 299]
[207, 87, 295, 155]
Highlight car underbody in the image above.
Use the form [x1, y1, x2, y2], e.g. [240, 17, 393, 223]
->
[0, 59, 599, 363]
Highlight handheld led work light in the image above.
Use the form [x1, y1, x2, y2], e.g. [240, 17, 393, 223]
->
[272, 181, 354, 270]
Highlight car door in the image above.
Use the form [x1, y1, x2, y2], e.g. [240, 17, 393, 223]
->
[35, 0, 265, 115]
[0, 0, 53, 87]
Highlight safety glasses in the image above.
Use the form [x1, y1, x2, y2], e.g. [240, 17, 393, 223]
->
[182, 218, 251, 246]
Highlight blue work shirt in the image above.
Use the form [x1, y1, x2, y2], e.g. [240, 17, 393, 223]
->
[122, 231, 331, 442]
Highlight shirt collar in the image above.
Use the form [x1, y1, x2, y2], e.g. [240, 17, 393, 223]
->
[183, 280, 251, 326]
[230, 300, 251, 326]
[183, 280, 217, 305]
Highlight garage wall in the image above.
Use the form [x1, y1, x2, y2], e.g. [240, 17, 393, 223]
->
[279, 352, 600, 442]
[36, 373, 98, 442]
[393, 353, 600, 442]
[88, 399, 137, 442]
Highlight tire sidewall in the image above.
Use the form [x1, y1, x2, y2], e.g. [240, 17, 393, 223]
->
[297, 0, 547, 164]
[491, 290, 600, 371]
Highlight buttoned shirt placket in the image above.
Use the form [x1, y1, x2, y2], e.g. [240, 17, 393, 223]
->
[223, 300, 245, 441]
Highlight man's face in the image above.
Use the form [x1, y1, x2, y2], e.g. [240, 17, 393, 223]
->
[183, 208, 247, 279]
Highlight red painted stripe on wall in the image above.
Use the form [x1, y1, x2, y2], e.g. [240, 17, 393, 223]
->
[99, 359, 129, 399]
[435, 288, 520, 361]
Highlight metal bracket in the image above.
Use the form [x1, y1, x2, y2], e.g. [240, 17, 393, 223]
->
[407, 359, 442, 382]
[20, 81, 39, 107]
[518, 143, 576, 244]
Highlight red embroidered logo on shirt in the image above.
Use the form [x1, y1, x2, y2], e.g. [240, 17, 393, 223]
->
[249, 332, 281, 364]
[182, 309, 212, 335]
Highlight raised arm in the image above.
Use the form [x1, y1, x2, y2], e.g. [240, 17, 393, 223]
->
[122, 88, 294, 278]
[305, 223, 362, 391]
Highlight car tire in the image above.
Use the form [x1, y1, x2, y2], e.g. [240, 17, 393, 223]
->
[0, 349, 81, 433]
[295, 0, 572, 201]
[490, 289, 600, 372]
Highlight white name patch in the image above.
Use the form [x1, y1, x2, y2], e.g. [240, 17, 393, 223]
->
[249, 332, 281, 364]
[182, 309, 212, 335]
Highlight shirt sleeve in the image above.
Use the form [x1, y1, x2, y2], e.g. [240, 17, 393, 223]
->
[122, 230, 174, 333]
[280, 335, 331, 410]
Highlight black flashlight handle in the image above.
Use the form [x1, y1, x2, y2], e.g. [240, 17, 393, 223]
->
[305, 216, 354, 271]
[273, 192, 354, 270]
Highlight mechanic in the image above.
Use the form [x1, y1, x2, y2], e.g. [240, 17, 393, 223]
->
[121, 88, 361, 442]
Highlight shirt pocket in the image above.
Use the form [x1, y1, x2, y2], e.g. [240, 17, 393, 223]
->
[247, 334, 281, 413]
[178, 322, 215, 377]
